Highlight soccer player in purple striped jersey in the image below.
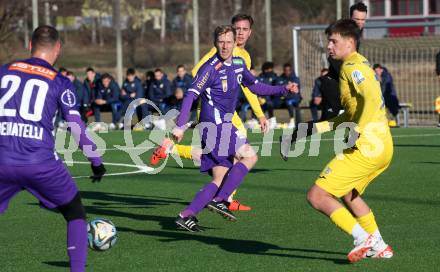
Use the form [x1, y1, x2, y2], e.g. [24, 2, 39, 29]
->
[0, 26, 106, 272]
[173, 25, 298, 231]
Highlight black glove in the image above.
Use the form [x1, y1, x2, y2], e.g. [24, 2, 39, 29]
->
[90, 163, 106, 182]
[280, 121, 316, 161]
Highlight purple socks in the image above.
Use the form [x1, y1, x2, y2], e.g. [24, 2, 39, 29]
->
[215, 162, 249, 202]
[67, 219, 87, 272]
[181, 182, 219, 217]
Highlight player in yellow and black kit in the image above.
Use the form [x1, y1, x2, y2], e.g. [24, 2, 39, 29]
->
[150, 14, 269, 211]
[281, 19, 394, 263]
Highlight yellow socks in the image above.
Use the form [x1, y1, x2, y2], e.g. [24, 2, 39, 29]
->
[356, 210, 378, 234]
[330, 207, 358, 235]
[172, 144, 193, 160]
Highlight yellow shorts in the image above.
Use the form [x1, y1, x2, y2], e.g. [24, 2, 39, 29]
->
[315, 136, 393, 198]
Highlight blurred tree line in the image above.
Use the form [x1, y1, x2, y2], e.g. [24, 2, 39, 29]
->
[0, 0, 346, 71]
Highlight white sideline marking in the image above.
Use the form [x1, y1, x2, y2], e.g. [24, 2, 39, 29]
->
[58, 132, 440, 153]
[64, 161, 154, 179]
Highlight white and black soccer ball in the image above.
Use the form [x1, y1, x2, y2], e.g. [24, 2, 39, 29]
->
[87, 218, 118, 251]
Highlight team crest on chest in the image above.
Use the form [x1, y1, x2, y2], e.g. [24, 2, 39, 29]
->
[237, 74, 243, 84]
[221, 79, 228, 92]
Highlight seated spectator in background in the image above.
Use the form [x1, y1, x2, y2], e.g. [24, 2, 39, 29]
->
[373, 64, 400, 126]
[121, 68, 150, 129]
[83, 67, 101, 104]
[277, 63, 302, 128]
[92, 73, 122, 130]
[172, 65, 192, 93]
[165, 87, 184, 112]
[258, 61, 279, 129]
[59, 67, 68, 77]
[144, 70, 155, 98]
[55, 67, 69, 128]
[309, 68, 329, 121]
[149, 68, 172, 113]
[66, 71, 91, 123]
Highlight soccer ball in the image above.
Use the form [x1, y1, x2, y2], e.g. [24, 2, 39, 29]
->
[87, 218, 118, 251]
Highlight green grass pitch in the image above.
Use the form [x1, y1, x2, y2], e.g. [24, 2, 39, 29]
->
[0, 128, 439, 271]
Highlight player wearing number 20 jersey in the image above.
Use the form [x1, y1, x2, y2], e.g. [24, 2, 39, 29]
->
[0, 59, 101, 165]
[0, 26, 105, 272]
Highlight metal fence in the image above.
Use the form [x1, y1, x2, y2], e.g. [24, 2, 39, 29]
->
[292, 20, 440, 126]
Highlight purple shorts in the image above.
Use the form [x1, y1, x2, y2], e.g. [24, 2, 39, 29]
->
[199, 122, 248, 174]
[0, 159, 78, 213]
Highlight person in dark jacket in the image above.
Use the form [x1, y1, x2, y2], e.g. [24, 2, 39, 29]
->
[373, 64, 400, 123]
[66, 71, 90, 123]
[171, 65, 192, 93]
[165, 87, 184, 112]
[144, 70, 154, 97]
[92, 73, 122, 128]
[277, 63, 302, 128]
[309, 68, 341, 121]
[149, 68, 172, 113]
[258, 61, 279, 129]
[83, 67, 102, 105]
[309, 68, 329, 121]
[120, 68, 149, 126]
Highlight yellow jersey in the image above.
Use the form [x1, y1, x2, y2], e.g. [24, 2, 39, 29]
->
[318, 52, 391, 148]
[192, 46, 265, 119]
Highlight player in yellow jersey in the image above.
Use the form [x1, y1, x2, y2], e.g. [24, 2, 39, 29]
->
[150, 14, 268, 211]
[281, 19, 393, 263]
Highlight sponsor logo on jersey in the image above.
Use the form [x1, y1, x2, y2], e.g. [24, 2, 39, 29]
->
[233, 58, 244, 65]
[210, 57, 219, 66]
[221, 79, 228, 92]
[9, 62, 56, 80]
[351, 70, 365, 85]
[219, 69, 226, 74]
[215, 62, 223, 70]
[196, 71, 210, 89]
[234, 68, 244, 73]
[61, 89, 77, 107]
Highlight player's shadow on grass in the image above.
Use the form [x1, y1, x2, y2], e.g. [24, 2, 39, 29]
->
[118, 227, 349, 264]
[30, 191, 191, 223]
[249, 168, 320, 173]
[80, 191, 190, 223]
[167, 166, 321, 173]
[416, 161, 440, 165]
[394, 144, 440, 148]
[42, 261, 69, 268]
